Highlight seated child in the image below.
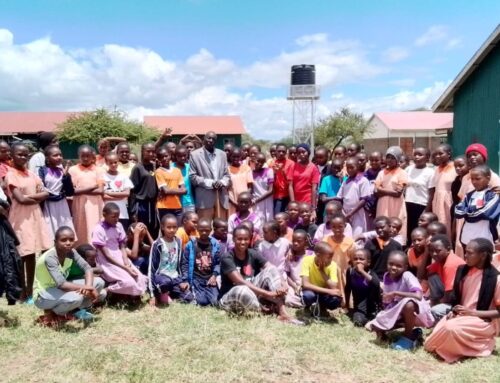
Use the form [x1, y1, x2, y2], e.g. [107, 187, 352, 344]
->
[68, 244, 104, 280]
[285, 230, 312, 308]
[212, 218, 229, 255]
[300, 242, 343, 317]
[407, 227, 428, 278]
[366, 251, 434, 350]
[239, 220, 261, 249]
[322, 213, 356, 294]
[92, 202, 147, 302]
[286, 201, 300, 229]
[176, 211, 199, 250]
[126, 222, 153, 275]
[313, 200, 353, 244]
[425, 234, 465, 321]
[258, 220, 290, 277]
[275, 212, 293, 242]
[364, 216, 403, 279]
[181, 218, 220, 306]
[294, 202, 318, 248]
[344, 248, 381, 326]
[417, 212, 438, 230]
[354, 216, 404, 246]
[425, 238, 500, 363]
[34, 226, 105, 325]
[228, 191, 263, 242]
[149, 214, 194, 305]
[426, 221, 447, 238]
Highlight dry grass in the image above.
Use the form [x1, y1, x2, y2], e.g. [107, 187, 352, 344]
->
[0, 301, 499, 383]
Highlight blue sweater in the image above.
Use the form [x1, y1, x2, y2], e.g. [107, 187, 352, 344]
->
[181, 237, 221, 285]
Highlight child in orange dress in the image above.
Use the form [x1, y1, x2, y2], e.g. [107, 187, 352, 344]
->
[5, 143, 52, 301]
[228, 148, 253, 216]
[374, 146, 408, 245]
[68, 145, 105, 246]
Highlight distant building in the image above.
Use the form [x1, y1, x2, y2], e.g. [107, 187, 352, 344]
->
[433, 24, 500, 171]
[143, 115, 246, 148]
[364, 111, 452, 155]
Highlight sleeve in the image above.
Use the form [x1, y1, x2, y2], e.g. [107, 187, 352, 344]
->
[219, 157, 231, 188]
[425, 168, 434, 189]
[91, 225, 107, 247]
[318, 176, 327, 195]
[176, 169, 185, 186]
[286, 163, 295, 183]
[494, 276, 500, 307]
[180, 242, 191, 282]
[148, 241, 160, 294]
[344, 268, 352, 301]
[311, 165, 320, 185]
[327, 262, 339, 283]
[123, 175, 134, 190]
[62, 173, 75, 196]
[300, 256, 312, 278]
[130, 165, 140, 192]
[454, 193, 469, 219]
[429, 169, 438, 189]
[336, 181, 344, 199]
[246, 167, 254, 184]
[212, 241, 221, 276]
[220, 255, 237, 276]
[188, 155, 214, 189]
[155, 170, 166, 188]
[96, 167, 106, 186]
[312, 225, 324, 243]
[403, 271, 423, 293]
[117, 225, 127, 245]
[71, 250, 91, 273]
[359, 178, 372, 199]
[369, 271, 381, 289]
[442, 258, 465, 292]
[398, 168, 409, 186]
[45, 253, 69, 287]
[266, 169, 274, 184]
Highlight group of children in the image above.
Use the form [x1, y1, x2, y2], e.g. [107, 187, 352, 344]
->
[0, 133, 499, 365]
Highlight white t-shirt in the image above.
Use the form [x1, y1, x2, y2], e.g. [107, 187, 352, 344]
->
[405, 165, 434, 206]
[103, 172, 134, 219]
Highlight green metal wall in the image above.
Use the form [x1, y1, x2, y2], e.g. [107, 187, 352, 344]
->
[162, 134, 242, 149]
[448, 45, 500, 172]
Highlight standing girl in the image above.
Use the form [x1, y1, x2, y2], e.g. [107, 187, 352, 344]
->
[252, 153, 274, 221]
[5, 143, 52, 300]
[38, 145, 75, 240]
[68, 145, 105, 246]
[427, 144, 456, 236]
[374, 146, 408, 245]
[228, 148, 253, 216]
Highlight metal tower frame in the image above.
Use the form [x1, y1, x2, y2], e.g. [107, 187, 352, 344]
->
[287, 84, 320, 148]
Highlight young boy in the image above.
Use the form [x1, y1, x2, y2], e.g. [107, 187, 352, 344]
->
[176, 211, 199, 250]
[149, 214, 194, 306]
[285, 229, 311, 308]
[103, 153, 134, 231]
[116, 142, 134, 179]
[181, 218, 221, 306]
[300, 242, 342, 316]
[344, 248, 381, 326]
[212, 218, 229, 255]
[313, 200, 353, 243]
[318, 159, 343, 218]
[294, 202, 318, 247]
[275, 212, 294, 242]
[354, 216, 404, 246]
[314, 146, 331, 222]
[285, 201, 300, 229]
[172, 145, 196, 214]
[364, 216, 402, 279]
[228, 191, 263, 240]
[418, 212, 438, 229]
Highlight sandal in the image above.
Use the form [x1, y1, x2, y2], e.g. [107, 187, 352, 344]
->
[391, 336, 417, 351]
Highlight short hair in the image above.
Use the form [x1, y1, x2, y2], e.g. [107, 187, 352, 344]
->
[314, 145, 328, 154]
[37, 132, 57, 150]
[276, 143, 287, 150]
[274, 212, 289, 221]
[55, 226, 75, 240]
[263, 220, 280, 236]
[411, 227, 427, 237]
[293, 229, 307, 238]
[161, 213, 178, 225]
[354, 248, 371, 260]
[105, 152, 119, 161]
[103, 202, 120, 214]
[10, 142, 27, 154]
[438, 143, 452, 156]
[44, 144, 60, 157]
[237, 191, 252, 201]
[389, 250, 408, 265]
[76, 244, 96, 258]
[116, 142, 130, 151]
[314, 241, 333, 255]
[250, 144, 261, 152]
[427, 221, 447, 235]
[374, 216, 390, 225]
[330, 212, 346, 224]
[470, 164, 491, 177]
[213, 217, 227, 229]
[175, 144, 187, 154]
[429, 234, 452, 249]
[325, 200, 342, 210]
[78, 144, 95, 155]
[141, 142, 155, 152]
[198, 218, 212, 228]
[233, 224, 252, 237]
[181, 211, 197, 223]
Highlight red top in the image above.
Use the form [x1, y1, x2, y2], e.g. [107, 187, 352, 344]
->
[272, 158, 295, 199]
[287, 162, 320, 204]
[427, 252, 465, 291]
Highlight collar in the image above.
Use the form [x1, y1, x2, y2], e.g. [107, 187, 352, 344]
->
[346, 172, 363, 184]
[261, 237, 285, 250]
[328, 236, 354, 252]
[203, 147, 216, 157]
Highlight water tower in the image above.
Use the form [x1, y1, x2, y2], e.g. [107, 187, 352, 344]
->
[287, 64, 320, 146]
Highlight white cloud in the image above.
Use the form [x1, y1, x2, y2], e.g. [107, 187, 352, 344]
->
[390, 78, 416, 87]
[445, 38, 462, 50]
[295, 33, 329, 46]
[415, 25, 448, 46]
[381, 46, 410, 63]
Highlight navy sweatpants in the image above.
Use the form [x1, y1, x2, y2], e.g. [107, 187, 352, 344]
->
[302, 289, 341, 310]
[192, 278, 218, 306]
[153, 274, 193, 303]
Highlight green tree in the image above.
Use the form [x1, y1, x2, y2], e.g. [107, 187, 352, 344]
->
[314, 107, 370, 147]
[56, 108, 160, 145]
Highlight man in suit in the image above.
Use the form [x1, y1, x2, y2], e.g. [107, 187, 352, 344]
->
[189, 131, 231, 220]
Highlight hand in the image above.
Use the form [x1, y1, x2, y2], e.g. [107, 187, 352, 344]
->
[179, 282, 190, 291]
[328, 288, 341, 297]
[63, 160, 72, 175]
[452, 305, 475, 316]
[355, 262, 365, 273]
[213, 181, 223, 190]
[275, 286, 288, 297]
[382, 291, 396, 303]
[161, 127, 173, 138]
[126, 265, 139, 278]
[394, 184, 403, 193]
[207, 275, 218, 287]
[310, 210, 317, 222]
[492, 186, 500, 195]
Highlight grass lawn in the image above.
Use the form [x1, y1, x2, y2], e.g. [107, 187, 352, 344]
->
[0, 301, 498, 383]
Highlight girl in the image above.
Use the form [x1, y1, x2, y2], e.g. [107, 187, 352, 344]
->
[126, 222, 154, 275]
[287, 145, 297, 162]
[318, 159, 343, 207]
[28, 132, 58, 175]
[0, 140, 11, 180]
[176, 211, 199, 250]
[366, 251, 434, 350]
[313, 200, 353, 244]
[288, 144, 320, 214]
[284, 230, 311, 308]
[228, 148, 253, 216]
[104, 153, 134, 231]
[405, 148, 434, 245]
[252, 153, 274, 222]
[247, 144, 261, 171]
[228, 192, 263, 242]
[92, 203, 147, 302]
[455, 165, 500, 248]
[275, 212, 294, 242]
[294, 203, 318, 247]
[38, 145, 75, 240]
[5, 143, 51, 301]
[336, 157, 371, 236]
[257, 220, 290, 277]
[424, 238, 500, 363]
[428, 144, 456, 236]
[374, 146, 408, 245]
[68, 145, 104, 246]
[344, 248, 381, 326]
[95, 138, 110, 168]
[451, 155, 469, 256]
[323, 213, 356, 294]
[286, 201, 300, 229]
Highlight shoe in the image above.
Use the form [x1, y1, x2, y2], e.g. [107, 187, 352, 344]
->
[25, 296, 34, 305]
[391, 336, 417, 351]
[74, 309, 94, 321]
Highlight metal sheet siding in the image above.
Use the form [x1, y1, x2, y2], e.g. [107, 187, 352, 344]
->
[449, 45, 500, 171]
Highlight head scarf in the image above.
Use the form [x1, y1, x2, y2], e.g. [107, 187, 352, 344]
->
[297, 143, 311, 154]
[385, 146, 403, 162]
[465, 143, 488, 161]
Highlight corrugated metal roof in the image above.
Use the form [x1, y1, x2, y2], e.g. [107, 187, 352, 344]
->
[0, 112, 76, 134]
[369, 111, 453, 131]
[144, 115, 246, 135]
[433, 24, 500, 112]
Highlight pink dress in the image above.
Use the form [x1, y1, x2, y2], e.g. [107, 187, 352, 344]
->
[5, 168, 52, 256]
[92, 222, 147, 296]
[424, 268, 500, 363]
[68, 164, 104, 246]
[430, 162, 456, 236]
[284, 250, 313, 308]
[336, 173, 371, 236]
[228, 164, 253, 216]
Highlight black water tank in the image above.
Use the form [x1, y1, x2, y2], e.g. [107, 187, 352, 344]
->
[291, 64, 315, 85]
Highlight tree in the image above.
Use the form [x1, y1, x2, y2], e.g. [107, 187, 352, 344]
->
[56, 108, 160, 145]
[313, 107, 370, 148]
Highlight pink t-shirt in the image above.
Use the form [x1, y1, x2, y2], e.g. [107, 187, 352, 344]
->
[287, 162, 320, 203]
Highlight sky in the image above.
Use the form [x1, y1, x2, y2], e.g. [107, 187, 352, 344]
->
[0, 0, 499, 140]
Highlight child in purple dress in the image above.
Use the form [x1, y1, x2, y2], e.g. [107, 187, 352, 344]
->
[284, 229, 312, 308]
[92, 202, 147, 301]
[228, 191, 263, 244]
[257, 220, 290, 277]
[252, 153, 274, 222]
[366, 250, 434, 350]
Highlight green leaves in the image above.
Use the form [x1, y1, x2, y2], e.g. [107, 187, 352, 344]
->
[314, 107, 371, 147]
